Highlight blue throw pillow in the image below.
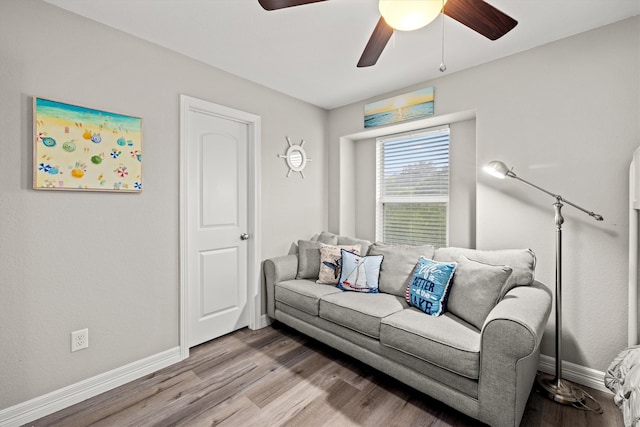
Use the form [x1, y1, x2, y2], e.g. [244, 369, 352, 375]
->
[405, 257, 457, 316]
[337, 249, 383, 293]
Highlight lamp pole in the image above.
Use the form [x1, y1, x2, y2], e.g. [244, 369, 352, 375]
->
[484, 161, 603, 405]
[554, 198, 564, 385]
[535, 195, 586, 404]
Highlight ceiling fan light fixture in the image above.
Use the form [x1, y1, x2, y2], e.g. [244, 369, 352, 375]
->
[378, 0, 446, 32]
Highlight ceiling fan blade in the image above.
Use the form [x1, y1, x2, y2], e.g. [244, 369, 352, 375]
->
[443, 0, 517, 40]
[357, 17, 394, 68]
[258, 0, 328, 11]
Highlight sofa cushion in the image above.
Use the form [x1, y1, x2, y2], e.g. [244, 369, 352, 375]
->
[447, 255, 513, 330]
[337, 235, 373, 256]
[368, 243, 436, 297]
[315, 231, 339, 245]
[319, 292, 407, 339]
[405, 257, 457, 316]
[337, 250, 383, 293]
[434, 247, 535, 297]
[317, 243, 361, 285]
[380, 308, 481, 379]
[296, 240, 322, 279]
[275, 279, 342, 316]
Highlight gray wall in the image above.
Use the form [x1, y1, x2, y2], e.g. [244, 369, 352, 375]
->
[0, 0, 328, 409]
[2, 0, 638, 414]
[328, 17, 640, 371]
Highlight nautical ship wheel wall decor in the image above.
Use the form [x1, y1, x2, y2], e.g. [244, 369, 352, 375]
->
[278, 136, 311, 178]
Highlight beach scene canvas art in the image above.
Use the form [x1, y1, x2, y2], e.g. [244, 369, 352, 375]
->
[364, 87, 434, 128]
[33, 97, 142, 191]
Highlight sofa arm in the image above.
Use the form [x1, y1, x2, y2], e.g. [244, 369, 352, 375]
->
[263, 254, 298, 318]
[478, 281, 552, 427]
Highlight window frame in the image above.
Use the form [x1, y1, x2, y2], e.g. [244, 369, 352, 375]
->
[375, 125, 451, 246]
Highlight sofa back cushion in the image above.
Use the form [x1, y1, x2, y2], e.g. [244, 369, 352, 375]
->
[368, 243, 436, 297]
[447, 256, 513, 329]
[337, 235, 373, 256]
[314, 231, 339, 245]
[296, 240, 322, 279]
[434, 247, 535, 297]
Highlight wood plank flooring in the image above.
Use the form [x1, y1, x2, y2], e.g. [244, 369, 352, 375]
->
[26, 324, 623, 426]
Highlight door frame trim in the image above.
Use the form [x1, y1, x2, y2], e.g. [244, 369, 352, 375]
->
[179, 95, 261, 360]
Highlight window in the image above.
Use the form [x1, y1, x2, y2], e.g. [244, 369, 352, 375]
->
[376, 126, 450, 247]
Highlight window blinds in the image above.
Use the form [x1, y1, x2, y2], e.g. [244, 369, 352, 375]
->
[376, 126, 450, 247]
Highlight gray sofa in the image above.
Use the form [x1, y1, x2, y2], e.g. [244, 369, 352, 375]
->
[264, 233, 552, 427]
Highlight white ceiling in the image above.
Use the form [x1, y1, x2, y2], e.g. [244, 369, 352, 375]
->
[44, 0, 639, 110]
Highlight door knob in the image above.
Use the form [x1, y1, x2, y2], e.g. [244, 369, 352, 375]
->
[240, 233, 250, 240]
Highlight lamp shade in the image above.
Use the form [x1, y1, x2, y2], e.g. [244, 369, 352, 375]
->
[378, 0, 446, 31]
[483, 160, 511, 179]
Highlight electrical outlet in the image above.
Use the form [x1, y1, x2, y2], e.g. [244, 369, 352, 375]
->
[71, 328, 89, 352]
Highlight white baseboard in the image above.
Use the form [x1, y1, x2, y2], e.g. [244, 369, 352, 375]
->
[0, 346, 182, 427]
[252, 314, 271, 329]
[260, 314, 272, 328]
[248, 314, 271, 331]
[538, 354, 611, 394]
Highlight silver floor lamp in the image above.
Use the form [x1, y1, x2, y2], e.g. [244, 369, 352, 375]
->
[483, 160, 603, 405]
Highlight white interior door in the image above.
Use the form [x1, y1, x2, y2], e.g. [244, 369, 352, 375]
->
[185, 102, 249, 347]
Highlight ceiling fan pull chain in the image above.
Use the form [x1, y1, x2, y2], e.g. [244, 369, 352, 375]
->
[439, 0, 447, 72]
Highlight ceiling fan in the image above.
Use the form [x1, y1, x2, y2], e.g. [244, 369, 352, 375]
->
[258, 0, 517, 67]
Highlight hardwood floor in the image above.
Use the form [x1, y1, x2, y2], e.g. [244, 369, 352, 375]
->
[27, 324, 623, 427]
